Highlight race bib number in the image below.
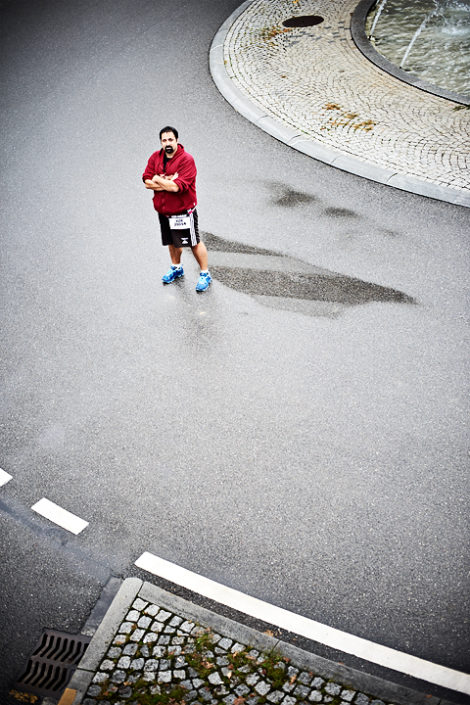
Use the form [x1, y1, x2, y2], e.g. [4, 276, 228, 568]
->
[169, 214, 191, 230]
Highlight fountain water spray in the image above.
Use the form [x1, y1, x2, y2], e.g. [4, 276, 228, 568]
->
[369, 0, 389, 39]
[400, 1, 440, 68]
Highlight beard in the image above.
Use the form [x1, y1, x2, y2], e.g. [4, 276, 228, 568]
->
[165, 145, 175, 154]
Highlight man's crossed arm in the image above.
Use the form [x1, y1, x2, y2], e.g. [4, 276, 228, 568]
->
[144, 172, 179, 192]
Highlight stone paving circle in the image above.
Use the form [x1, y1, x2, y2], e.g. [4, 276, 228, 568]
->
[220, 0, 470, 196]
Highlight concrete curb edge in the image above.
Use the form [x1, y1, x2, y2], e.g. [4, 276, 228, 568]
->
[208, 0, 470, 209]
[67, 578, 143, 704]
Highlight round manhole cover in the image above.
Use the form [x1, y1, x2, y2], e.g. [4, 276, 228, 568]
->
[282, 15, 324, 28]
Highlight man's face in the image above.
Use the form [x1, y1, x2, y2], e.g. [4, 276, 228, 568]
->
[161, 131, 178, 157]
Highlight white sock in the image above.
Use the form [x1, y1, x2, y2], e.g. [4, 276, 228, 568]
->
[200, 270, 209, 274]
[173, 264, 182, 270]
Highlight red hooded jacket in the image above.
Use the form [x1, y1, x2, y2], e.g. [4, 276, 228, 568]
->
[142, 144, 197, 216]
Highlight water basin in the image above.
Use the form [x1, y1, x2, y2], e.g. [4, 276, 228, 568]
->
[365, 0, 470, 100]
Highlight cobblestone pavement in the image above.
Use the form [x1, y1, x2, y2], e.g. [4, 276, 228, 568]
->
[67, 580, 452, 705]
[83, 598, 397, 705]
[215, 0, 470, 202]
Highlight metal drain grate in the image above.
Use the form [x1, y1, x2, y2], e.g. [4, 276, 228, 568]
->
[14, 630, 90, 697]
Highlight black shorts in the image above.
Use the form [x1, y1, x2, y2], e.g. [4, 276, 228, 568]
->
[158, 209, 200, 248]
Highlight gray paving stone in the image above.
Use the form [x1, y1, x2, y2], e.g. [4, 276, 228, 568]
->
[107, 646, 122, 659]
[341, 690, 356, 702]
[87, 685, 102, 697]
[150, 620, 164, 633]
[118, 622, 134, 634]
[144, 658, 159, 671]
[267, 689, 284, 703]
[255, 679, 271, 696]
[231, 642, 246, 653]
[235, 684, 250, 696]
[281, 696, 297, 705]
[100, 659, 115, 671]
[126, 610, 140, 622]
[355, 695, 370, 705]
[132, 598, 148, 611]
[143, 604, 160, 617]
[294, 683, 311, 698]
[113, 634, 127, 646]
[246, 673, 260, 686]
[207, 671, 223, 686]
[325, 681, 342, 696]
[311, 676, 325, 689]
[138, 615, 152, 629]
[117, 656, 131, 669]
[308, 692, 323, 703]
[130, 628, 145, 642]
[143, 632, 158, 645]
[130, 657, 144, 670]
[180, 620, 196, 632]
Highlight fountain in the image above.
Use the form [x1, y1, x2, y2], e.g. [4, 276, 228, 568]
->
[368, 0, 389, 39]
[363, 0, 470, 100]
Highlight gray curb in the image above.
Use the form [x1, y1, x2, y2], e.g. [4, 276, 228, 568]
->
[209, 0, 470, 208]
[68, 578, 459, 705]
[67, 577, 143, 703]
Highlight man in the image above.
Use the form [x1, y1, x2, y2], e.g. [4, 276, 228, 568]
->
[142, 126, 212, 292]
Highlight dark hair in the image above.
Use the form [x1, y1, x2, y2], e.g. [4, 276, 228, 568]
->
[159, 126, 178, 140]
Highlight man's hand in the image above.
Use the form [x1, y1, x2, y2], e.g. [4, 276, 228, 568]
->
[144, 179, 162, 190]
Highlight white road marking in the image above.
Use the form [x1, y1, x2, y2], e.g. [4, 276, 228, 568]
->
[0, 468, 13, 487]
[31, 498, 89, 535]
[135, 551, 470, 696]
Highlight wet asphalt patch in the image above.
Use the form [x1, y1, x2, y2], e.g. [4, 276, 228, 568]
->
[203, 232, 415, 317]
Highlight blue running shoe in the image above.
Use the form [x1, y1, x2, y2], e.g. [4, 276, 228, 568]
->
[162, 265, 184, 284]
[196, 271, 212, 292]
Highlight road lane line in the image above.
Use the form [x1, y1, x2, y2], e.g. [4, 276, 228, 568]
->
[31, 498, 89, 535]
[0, 468, 12, 487]
[135, 551, 470, 696]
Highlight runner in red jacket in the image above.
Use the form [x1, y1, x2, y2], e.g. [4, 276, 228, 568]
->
[143, 126, 212, 291]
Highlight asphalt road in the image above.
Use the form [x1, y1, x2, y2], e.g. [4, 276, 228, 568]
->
[1, 0, 469, 701]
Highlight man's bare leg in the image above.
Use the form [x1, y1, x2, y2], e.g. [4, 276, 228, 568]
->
[191, 241, 208, 271]
[169, 244, 183, 265]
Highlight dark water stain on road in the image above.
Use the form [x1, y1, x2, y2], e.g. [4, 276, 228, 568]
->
[267, 181, 318, 208]
[203, 232, 415, 318]
[324, 206, 359, 218]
